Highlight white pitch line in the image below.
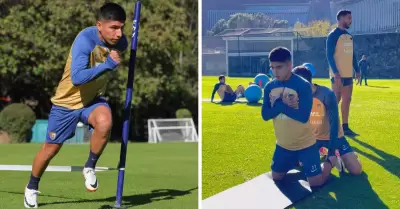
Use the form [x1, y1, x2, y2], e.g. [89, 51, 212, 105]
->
[0, 165, 116, 172]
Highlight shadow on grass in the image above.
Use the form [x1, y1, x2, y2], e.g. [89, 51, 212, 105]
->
[294, 172, 389, 209]
[347, 136, 400, 178]
[365, 85, 390, 89]
[214, 101, 262, 107]
[0, 187, 197, 208]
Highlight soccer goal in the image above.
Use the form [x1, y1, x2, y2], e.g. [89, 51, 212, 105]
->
[147, 118, 198, 143]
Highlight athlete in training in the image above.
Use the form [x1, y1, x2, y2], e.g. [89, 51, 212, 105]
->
[261, 47, 336, 188]
[358, 55, 370, 86]
[327, 9, 360, 136]
[24, 3, 128, 208]
[293, 66, 362, 175]
[210, 75, 245, 103]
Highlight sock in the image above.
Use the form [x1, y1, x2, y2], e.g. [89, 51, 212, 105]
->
[27, 174, 40, 190]
[85, 151, 100, 169]
[343, 123, 349, 130]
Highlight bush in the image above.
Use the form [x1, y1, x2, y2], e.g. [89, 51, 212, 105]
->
[176, 108, 192, 118]
[0, 103, 36, 143]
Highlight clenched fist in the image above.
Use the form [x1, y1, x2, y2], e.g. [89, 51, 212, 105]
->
[109, 50, 121, 64]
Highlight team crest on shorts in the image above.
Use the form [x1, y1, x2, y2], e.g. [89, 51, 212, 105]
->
[49, 132, 57, 140]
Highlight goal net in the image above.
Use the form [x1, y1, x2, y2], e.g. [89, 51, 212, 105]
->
[147, 118, 198, 143]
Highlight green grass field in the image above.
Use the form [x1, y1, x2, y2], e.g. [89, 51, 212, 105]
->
[202, 76, 400, 208]
[0, 142, 198, 209]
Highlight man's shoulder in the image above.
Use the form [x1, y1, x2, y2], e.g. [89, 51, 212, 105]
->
[317, 85, 334, 95]
[73, 27, 97, 49]
[328, 28, 339, 36]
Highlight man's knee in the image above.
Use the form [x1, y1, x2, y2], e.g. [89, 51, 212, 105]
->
[342, 153, 362, 175]
[272, 172, 285, 181]
[91, 107, 113, 134]
[307, 174, 325, 187]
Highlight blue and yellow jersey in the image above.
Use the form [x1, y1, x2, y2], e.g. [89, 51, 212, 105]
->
[261, 74, 315, 151]
[51, 26, 128, 109]
[310, 84, 344, 141]
[326, 27, 359, 78]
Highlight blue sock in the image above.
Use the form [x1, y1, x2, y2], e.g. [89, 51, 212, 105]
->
[84, 151, 100, 168]
[27, 174, 40, 190]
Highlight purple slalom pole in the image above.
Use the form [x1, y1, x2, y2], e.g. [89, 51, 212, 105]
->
[114, 1, 141, 208]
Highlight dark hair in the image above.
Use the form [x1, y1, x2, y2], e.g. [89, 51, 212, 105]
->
[218, 75, 225, 81]
[292, 66, 312, 83]
[97, 3, 126, 22]
[336, 9, 351, 21]
[269, 47, 292, 63]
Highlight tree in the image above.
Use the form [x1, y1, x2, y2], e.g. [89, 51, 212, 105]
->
[209, 19, 227, 36]
[0, 0, 198, 141]
[294, 20, 336, 37]
[209, 13, 289, 35]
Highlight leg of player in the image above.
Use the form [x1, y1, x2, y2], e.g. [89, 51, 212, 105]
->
[271, 144, 297, 181]
[341, 152, 362, 175]
[25, 105, 78, 208]
[235, 85, 245, 98]
[331, 78, 342, 103]
[337, 137, 362, 175]
[298, 143, 332, 188]
[341, 82, 357, 136]
[24, 143, 63, 208]
[225, 84, 234, 94]
[83, 105, 112, 192]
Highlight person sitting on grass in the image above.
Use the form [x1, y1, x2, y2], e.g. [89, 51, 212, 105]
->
[293, 66, 362, 175]
[210, 75, 245, 103]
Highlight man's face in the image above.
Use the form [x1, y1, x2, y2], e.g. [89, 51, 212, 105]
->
[340, 14, 352, 29]
[219, 77, 225, 84]
[362, 55, 366, 60]
[97, 20, 125, 45]
[270, 61, 292, 81]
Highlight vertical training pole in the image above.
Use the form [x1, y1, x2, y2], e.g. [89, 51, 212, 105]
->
[115, 1, 141, 208]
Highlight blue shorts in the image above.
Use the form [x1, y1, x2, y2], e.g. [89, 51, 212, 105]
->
[271, 143, 321, 177]
[222, 92, 237, 103]
[46, 97, 110, 144]
[316, 137, 353, 156]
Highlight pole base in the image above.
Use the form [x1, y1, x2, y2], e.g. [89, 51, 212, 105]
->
[113, 202, 127, 208]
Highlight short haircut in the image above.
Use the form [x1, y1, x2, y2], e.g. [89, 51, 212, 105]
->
[97, 2, 126, 22]
[336, 9, 351, 21]
[269, 47, 292, 63]
[218, 75, 225, 81]
[292, 66, 312, 83]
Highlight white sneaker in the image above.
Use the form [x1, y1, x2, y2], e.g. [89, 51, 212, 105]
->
[83, 167, 98, 192]
[24, 187, 40, 208]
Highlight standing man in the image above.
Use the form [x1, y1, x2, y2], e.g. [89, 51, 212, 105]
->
[358, 55, 369, 86]
[24, 3, 128, 208]
[326, 9, 360, 136]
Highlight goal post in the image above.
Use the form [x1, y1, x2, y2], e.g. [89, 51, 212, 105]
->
[147, 118, 198, 143]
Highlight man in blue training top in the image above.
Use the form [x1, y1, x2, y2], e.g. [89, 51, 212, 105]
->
[210, 75, 245, 103]
[293, 66, 362, 175]
[326, 9, 360, 136]
[24, 3, 128, 208]
[358, 55, 370, 86]
[262, 47, 336, 188]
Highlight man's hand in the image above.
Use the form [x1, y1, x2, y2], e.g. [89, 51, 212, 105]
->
[270, 94, 281, 107]
[328, 155, 337, 166]
[109, 50, 121, 64]
[282, 94, 299, 109]
[333, 73, 342, 92]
